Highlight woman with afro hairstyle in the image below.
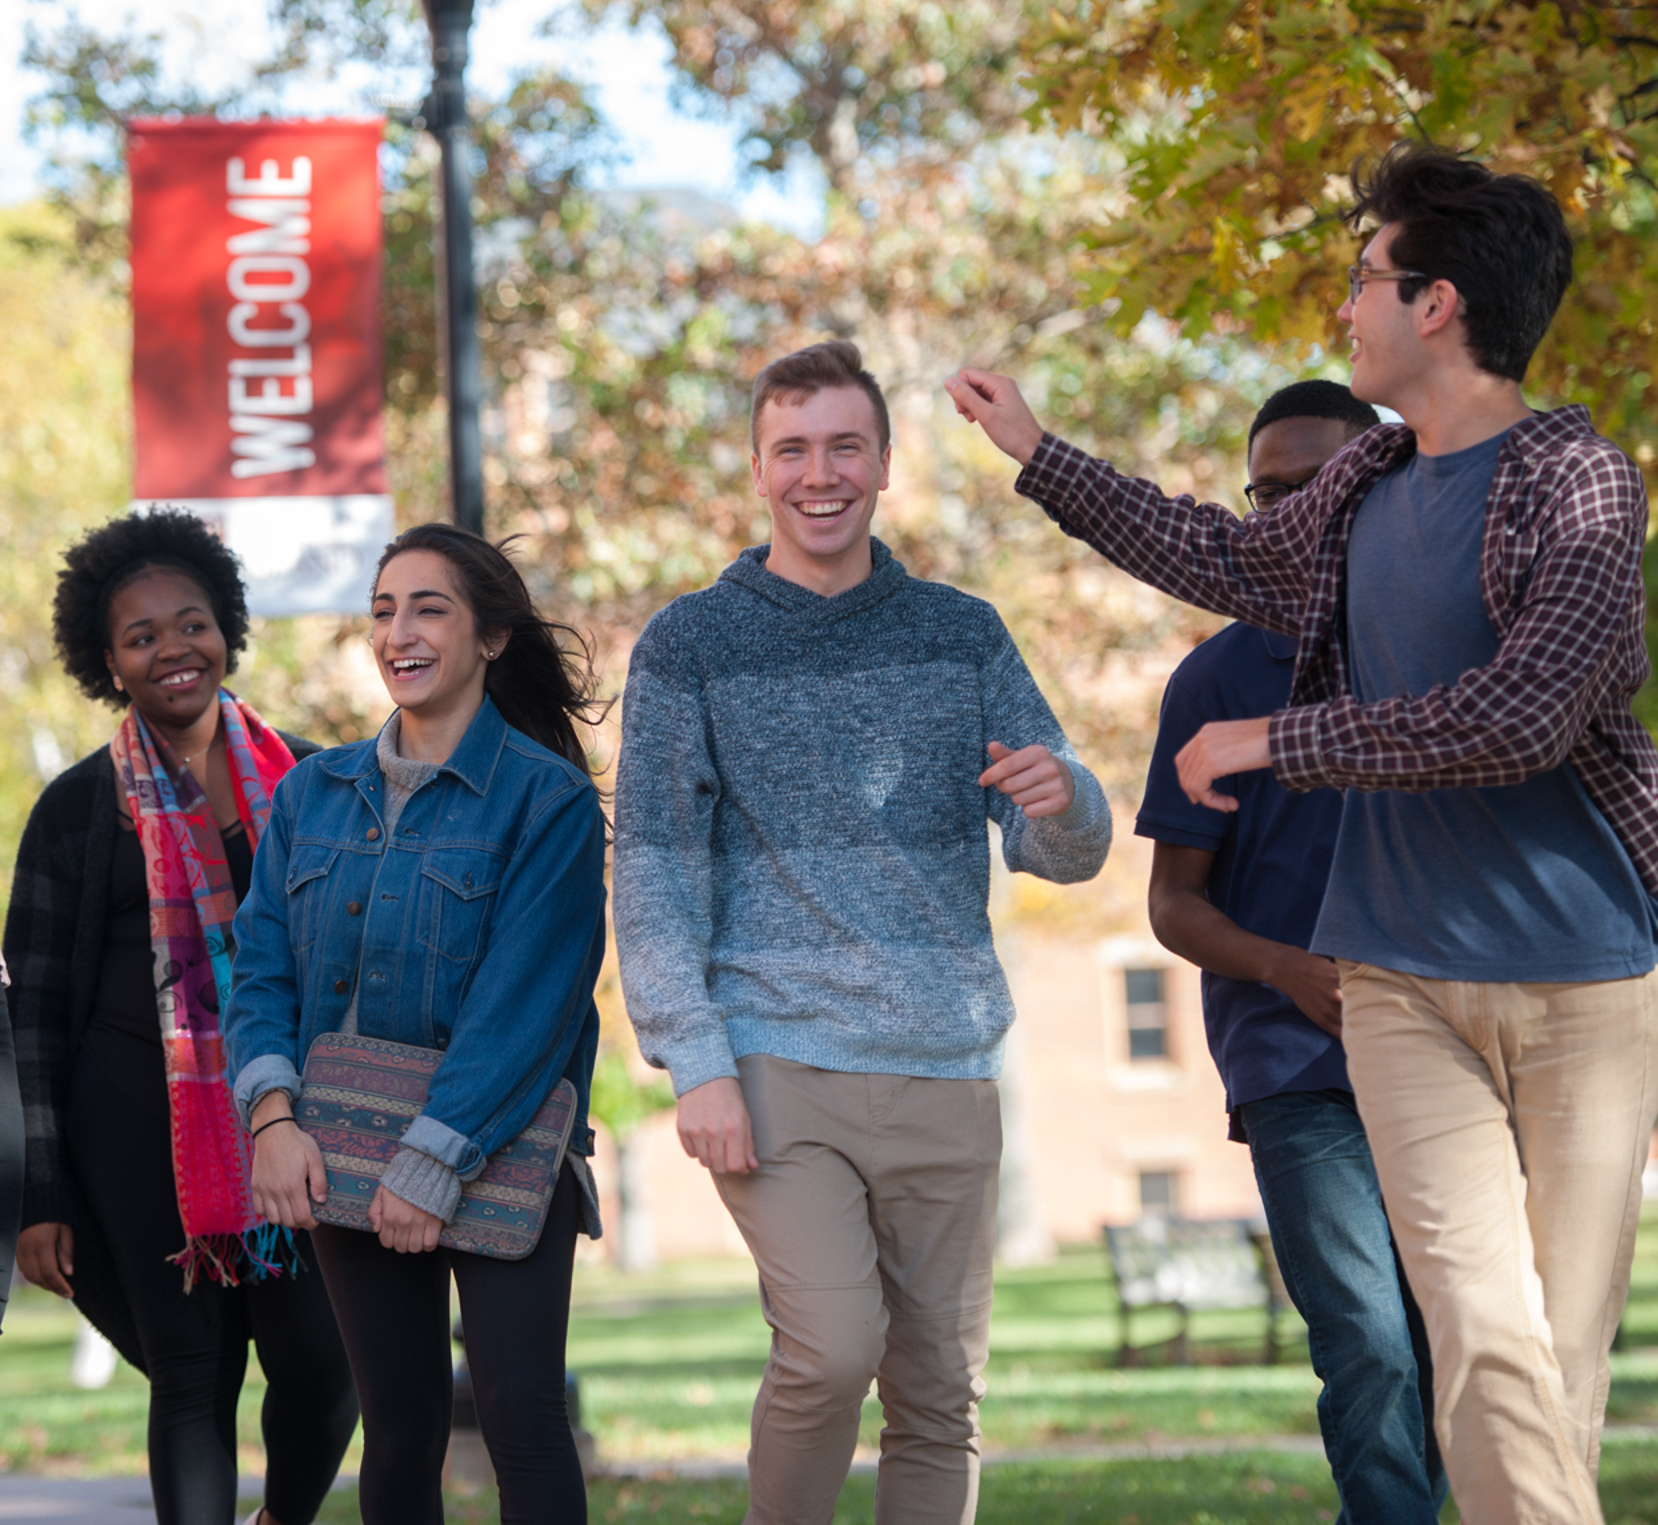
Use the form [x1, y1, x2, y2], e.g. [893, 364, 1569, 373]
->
[5, 510, 358, 1525]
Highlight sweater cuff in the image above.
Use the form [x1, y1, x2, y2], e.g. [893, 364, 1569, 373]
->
[656, 1029, 740, 1099]
[22, 1180, 74, 1232]
[1270, 704, 1332, 793]
[400, 1113, 486, 1181]
[233, 1055, 302, 1129]
[381, 1146, 463, 1223]
[1053, 761, 1106, 831]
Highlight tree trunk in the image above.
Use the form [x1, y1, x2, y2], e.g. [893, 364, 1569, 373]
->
[614, 1128, 659, 1274]
[989, 834, 1056, 1267]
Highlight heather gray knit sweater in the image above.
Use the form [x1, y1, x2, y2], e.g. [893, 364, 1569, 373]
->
[613, 541, 1112, 1096]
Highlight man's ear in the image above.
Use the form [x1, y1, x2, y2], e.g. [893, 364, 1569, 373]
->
[878, 445, 893, 493]
[751, 450, 767, 498]
[1417, 278, 1463, 341]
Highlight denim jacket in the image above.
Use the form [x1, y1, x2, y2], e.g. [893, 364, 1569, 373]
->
[225, 697, 606, 1182]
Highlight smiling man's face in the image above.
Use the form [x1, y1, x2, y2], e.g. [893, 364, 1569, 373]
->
[751, 384, 892, 595]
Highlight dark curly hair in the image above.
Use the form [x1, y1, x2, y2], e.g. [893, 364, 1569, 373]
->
[54, 509, 251, 707]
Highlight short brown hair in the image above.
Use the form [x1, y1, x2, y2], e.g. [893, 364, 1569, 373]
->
[750, 340, 891, 455]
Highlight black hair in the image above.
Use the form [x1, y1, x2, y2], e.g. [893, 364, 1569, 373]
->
[54, 508, 250, 707]
[1347, 143, 1573, 382]
[374, 523, 605, 776]
[751, 339, 892, 454]
[1249, 380, 1380, 446]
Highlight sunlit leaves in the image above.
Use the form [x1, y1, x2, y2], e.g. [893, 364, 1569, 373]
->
[1021, 0, 1658, 461]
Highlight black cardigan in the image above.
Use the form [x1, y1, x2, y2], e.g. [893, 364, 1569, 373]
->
[5, 734, 320, 1229]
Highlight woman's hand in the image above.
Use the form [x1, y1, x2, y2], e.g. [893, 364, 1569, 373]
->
[368, 1185, 444, 1253]
[249, 1095, 327, 1231]
[18, 1222, 74, 1297]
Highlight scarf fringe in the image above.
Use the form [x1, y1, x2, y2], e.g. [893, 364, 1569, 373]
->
[170, 1224, 300, 1292]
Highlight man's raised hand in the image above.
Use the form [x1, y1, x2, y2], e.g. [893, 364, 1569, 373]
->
[677, 1076, 759, 1176]
[944, 369, 1044, 466]
[980, 742, 1075, 819]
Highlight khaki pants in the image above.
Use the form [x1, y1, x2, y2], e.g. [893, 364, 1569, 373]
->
[714, 1055, 1002, 1525]
[1339, 963, 1658, 1525]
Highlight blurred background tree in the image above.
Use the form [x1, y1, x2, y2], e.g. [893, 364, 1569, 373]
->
[11, 0, 1298, 1269]
[1020, 0, 1658, 720]
[587, 1048, 676, 1273]
[14, 1, 1311, 801]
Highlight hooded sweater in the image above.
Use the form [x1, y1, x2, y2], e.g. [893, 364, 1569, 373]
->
[613, 540, 1112, 1095]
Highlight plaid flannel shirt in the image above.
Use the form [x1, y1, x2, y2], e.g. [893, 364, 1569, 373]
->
[1016, 404, 1658, 900]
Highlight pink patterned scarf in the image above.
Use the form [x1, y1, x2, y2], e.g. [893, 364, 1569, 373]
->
[111, 690, 298, 1288]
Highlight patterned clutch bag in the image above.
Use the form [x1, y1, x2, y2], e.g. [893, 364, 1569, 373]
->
[296, 1031, 578, 1260]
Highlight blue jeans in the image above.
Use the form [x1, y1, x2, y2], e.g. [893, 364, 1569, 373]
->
[1237, 1087, 1447, 1525]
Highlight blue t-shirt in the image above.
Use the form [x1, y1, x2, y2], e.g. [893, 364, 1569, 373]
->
[1313, 429, 1657, 982]
[1136, 622, 1350, 1114]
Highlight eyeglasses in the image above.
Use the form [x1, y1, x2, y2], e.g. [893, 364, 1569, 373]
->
[1243, 478, 1313, 511]
[1348, 264, 1427, 304]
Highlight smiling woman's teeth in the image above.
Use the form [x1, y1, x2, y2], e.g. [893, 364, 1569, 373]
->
[392, 659, 434, 672]
[159, 670, 201, 687]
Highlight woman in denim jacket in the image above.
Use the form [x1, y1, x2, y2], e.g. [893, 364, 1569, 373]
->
[225, 524, 607, 1525]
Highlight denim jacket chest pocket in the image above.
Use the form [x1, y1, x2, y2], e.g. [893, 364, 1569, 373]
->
[284, 844, 340, 951]
[417, 847, 505, 966]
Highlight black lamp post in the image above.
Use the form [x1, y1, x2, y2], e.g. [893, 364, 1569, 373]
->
[420, 0, 485, 535]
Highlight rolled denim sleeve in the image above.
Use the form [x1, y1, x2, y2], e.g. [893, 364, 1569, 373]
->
[226, 771, 307, 1124]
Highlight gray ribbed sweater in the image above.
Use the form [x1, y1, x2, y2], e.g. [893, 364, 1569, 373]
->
[613, 541, 1113, 1096]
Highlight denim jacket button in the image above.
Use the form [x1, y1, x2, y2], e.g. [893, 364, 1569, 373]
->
[366, 827, 381, 841]
[334, 978, 349, 994]
[347, 902, 362, 916]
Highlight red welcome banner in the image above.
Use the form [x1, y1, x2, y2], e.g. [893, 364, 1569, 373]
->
[128, 117, 392, 615]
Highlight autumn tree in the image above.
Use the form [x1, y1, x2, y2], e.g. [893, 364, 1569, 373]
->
[9, 0, 1364, 1266]
[16, 0, 1351, 848]
[1020, 0, 1658, 463]
[1020, 0, 1658, 717]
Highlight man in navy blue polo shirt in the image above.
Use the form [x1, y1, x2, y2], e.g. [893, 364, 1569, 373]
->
[1137, 380, 1445, 1524]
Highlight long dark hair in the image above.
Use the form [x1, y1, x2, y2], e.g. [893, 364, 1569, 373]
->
[374, 524, 605, 776]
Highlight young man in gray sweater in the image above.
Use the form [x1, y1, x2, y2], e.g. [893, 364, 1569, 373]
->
[614, 340, 1112, 1525]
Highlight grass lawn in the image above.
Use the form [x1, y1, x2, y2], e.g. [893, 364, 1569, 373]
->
[309, 1446, 1658, 1524]
[2, 1205, 1656, 1521]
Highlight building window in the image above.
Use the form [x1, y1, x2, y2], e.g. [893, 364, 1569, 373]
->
[1139, 1169, 1178, 1218]
[1124, 967, 1168, 1060]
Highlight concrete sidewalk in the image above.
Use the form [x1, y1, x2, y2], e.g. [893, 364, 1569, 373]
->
[0, 1477, 262, 1524]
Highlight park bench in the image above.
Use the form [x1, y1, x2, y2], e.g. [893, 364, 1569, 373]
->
[1104, 1216, 1293, 1366]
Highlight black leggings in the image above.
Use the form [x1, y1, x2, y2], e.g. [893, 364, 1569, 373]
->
[310, 1159, 586, 1525]
[67, 1053, 359, 1525]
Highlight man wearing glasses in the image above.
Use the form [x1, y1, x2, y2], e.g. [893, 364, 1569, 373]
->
[1139, 381, 1447, 1524]
[947, 144, 1658, 1525]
